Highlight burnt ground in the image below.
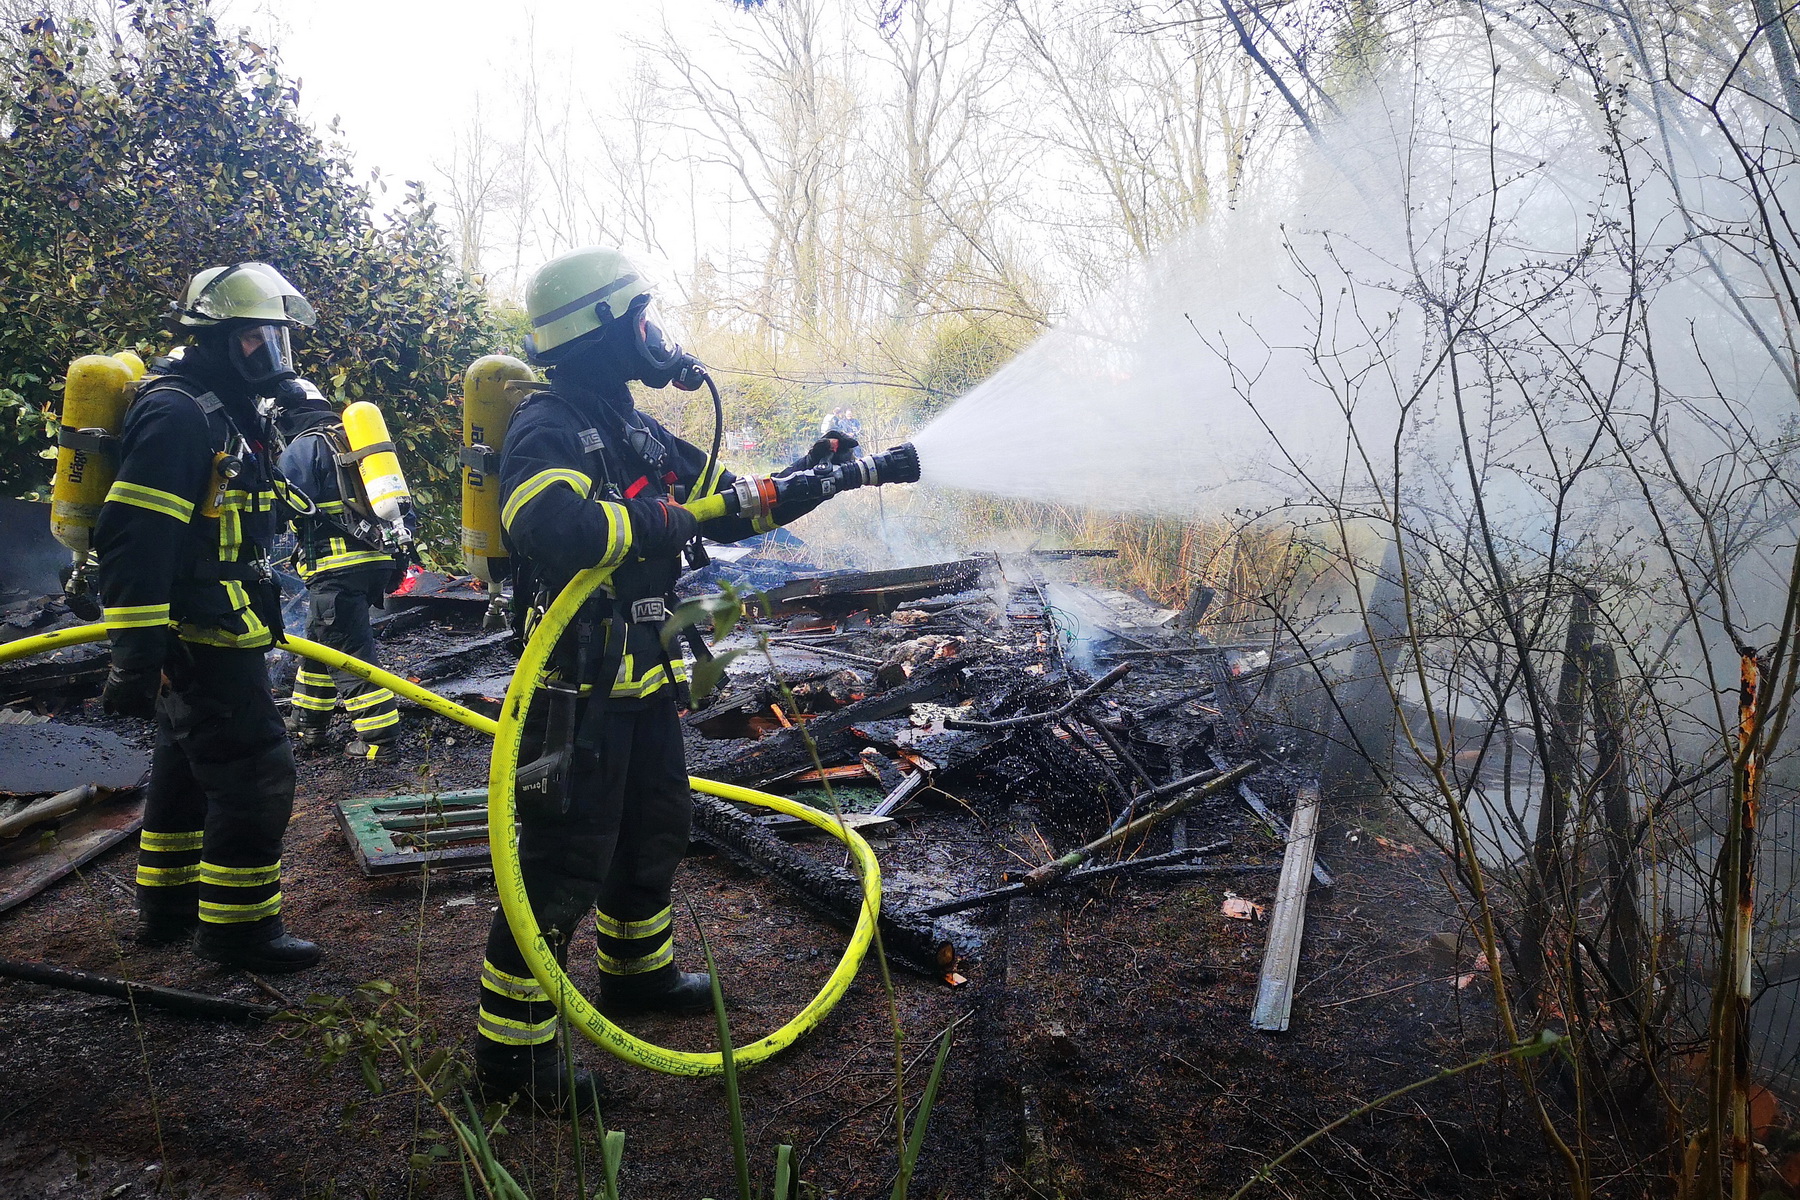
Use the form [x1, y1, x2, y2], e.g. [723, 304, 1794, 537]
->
[0, 599, 1562, 1199]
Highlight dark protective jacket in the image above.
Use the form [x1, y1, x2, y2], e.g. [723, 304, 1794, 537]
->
[499, 378, 816, 702]
[94, 372, 284, 673]
[276, 410, 400, 582]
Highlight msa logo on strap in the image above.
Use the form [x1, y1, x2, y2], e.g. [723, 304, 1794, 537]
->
[630, 597, 668, 625]
[578, 428, 604, 454]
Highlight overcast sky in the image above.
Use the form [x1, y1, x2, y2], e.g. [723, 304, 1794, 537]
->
[257, 0, 691, 191]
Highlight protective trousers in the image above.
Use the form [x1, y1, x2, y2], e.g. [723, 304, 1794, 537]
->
[288, 563, 399, 743]
[475, 696, 692, 1066]
[134, 643, 297, 937]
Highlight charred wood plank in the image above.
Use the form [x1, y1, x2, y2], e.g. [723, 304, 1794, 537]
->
[1209, 750, 1333, 889]
[690, 796, 951, 977]
[0, 958, 279, 1022]
[693, 661, 965, 790]
[917, 841, 1231, 916]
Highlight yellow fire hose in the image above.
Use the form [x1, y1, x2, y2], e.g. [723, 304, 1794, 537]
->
[489, 560, 881, 1076]
[0, 595, 881, 1077]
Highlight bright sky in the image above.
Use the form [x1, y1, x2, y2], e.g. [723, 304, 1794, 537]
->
[256, 0, 692, 189]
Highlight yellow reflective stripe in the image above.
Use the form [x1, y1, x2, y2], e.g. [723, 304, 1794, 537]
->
[597, 501, 632, 569]
[594, 907, 671, 940]
[106, 481, 195, 522]
[596, 941, 674, 976]
[477, 1011, 558, 1045]
[140, 829, 204, 852]
[694, 457, 726, 499]
[502, 469, 592, 531]
[198, 860, 282, 887]
[303, 548, 391, 576]
[352, 710, 399, 734]
[317, 500, 347, 513]
[603, 653, 683, 699]
[289, 693, 337, 711]
[198, 893, 282, 923]
[341, 688, 395, 712]
[481, 961, 549, 1003]
[136, 863, 201, 887]
[295, 669, 336, 686]
[751, 512, 778, 534]
[104, 603, 171, 628]
[223, 507, 244, 564]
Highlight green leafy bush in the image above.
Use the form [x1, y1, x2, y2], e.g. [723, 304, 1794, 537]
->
[0, 2, 507, 558]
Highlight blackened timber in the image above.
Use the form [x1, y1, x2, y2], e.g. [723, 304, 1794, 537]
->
[691, 660, 965, 790]
[1203, 652, 1256, 757]
[1208, 750, 1333, 889]
[917, 842, 1231, 916]
[690, 795, 952, 977]
[0, 958, 280, 1022]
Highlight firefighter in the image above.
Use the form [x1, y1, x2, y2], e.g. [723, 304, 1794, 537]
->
[278, 386, 409, 760]
[474, 247, 857, 1110]
[96, 262, 323, 972]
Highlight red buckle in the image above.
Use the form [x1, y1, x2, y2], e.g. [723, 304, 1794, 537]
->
[624, 476, 649, 498]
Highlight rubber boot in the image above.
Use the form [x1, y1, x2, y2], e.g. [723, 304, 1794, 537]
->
[286, 717, 335, 752]
[134, 910, 199, 946]
[599, 964, 714, 1016]
[344, 738, 397, 762]
[192, 919, 323, 973]
[474, 1041, 605, 1118]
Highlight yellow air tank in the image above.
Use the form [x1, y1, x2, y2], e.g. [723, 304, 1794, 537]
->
[50, 355, 135, 555]
[341, 400, 411, 524]
[460, 355, 533, 583]
[111, 350, 146, 381]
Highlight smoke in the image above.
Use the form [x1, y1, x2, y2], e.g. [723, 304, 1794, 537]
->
[912, 9, 1799, 585]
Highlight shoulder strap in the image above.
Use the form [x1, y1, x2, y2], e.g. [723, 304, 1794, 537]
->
[530, 389, 612, 498]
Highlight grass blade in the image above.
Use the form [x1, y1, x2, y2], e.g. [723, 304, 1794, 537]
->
[691, 904, 752, 1200]
[891, 1027, 955, 1200]
[774, 1143, 794, 1200]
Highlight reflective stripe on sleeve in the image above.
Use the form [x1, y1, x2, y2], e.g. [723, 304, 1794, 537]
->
[501, 469, 593, 532]
[106, 481, 196, 522]
[104, 603, 171, 628]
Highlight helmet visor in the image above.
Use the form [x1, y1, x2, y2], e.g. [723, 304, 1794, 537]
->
[628, 294, 687, 371]
[187, 262, 318, 327]
[230, 323, 297, 384]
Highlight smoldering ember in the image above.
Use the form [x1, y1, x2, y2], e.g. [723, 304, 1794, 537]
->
[2, 1, 1798, 1198]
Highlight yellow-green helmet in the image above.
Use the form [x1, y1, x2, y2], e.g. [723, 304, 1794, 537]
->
[175, 262, 317, 328]
[523, 247, 653, 362]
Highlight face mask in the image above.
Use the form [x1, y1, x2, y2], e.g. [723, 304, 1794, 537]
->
[623, 295, 704, 390]
[227, 323, 297, 386]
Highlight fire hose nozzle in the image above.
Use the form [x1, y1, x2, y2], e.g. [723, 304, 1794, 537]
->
[687, 442, 923, 524]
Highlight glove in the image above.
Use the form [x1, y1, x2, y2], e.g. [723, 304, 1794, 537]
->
[806, 432, 860, 468]
[630, 499, 700, 557]
[102, 663, 161, 720]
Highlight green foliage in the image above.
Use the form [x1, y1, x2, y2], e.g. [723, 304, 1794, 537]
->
[915, 318, 1028, 419]
[0, 2, 502, 559]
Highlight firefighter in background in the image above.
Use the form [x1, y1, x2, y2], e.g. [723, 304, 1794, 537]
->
[278, 386, 409, 760]
[96, 262, 325, 972]
[473, 247, 858, 1109]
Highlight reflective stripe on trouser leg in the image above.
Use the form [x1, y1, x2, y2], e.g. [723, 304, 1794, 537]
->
[595, 906, 675, 975]
[343, 686, 399, 738]
[164, 646, 296, 935]
[309, 565, 399, 742]
[289, 667, 338, 716]
[477, 958, 559, 1046]
[197, 859, 282, 924]
[137, 706, 207, 918]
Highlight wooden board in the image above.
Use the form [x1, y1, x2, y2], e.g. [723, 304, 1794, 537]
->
[333, 788, 493, 877]
[0, 788, 145, 914]
[1250, 784, 1321, 1032]
[0, 722, 147, 797]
